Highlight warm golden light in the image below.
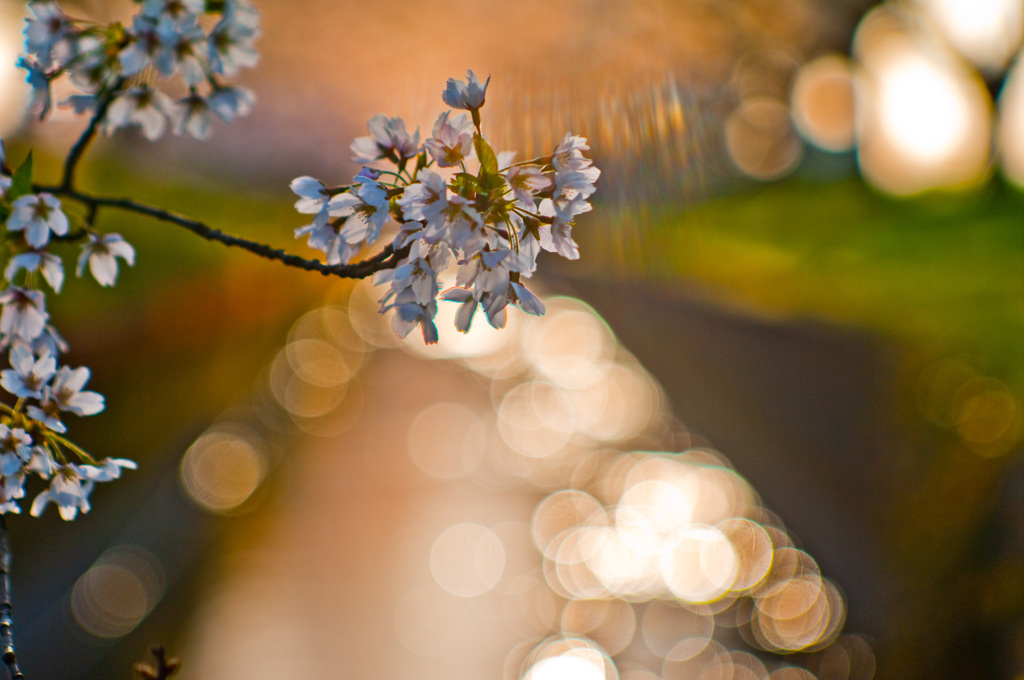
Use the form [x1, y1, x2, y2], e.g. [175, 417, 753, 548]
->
[525, 655, 608, 680]
[661, 525, 739, 604]
[498, 381, 577, 458]
[0, 5, 27, 136]
[913, 0, 1024, 71]
[430, 523, 506, 597]
[522, 638, 617, 680]
[180, 427, 268, 514]
[641, 600, 714, 660]
[999, 53, 1024, 187]
[790, 55, 857, 152]
[878, 54, 970, 163]
[561, 598, 636, 656]
[725, 98, 804, 180]
[70, 546, 165, 639]
[408, 402, 486, 479]
[855, 8, 993, 194]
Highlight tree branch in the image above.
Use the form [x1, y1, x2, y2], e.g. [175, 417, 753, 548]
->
[133, 644, 180, 680]
[0, 516, 23, 680]
[40, 80, 409, 281]
[60, 78, 124, 193]
[34, 187, 411, 279]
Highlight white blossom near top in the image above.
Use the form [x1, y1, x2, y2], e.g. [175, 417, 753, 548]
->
[104, 86, 180, 141]
[326, 174, 392, 246]
[442, 69, 490, 113]
[18, 55, 53, 118]
[291, 71, 598, 343]
[351, 114, 422, 165]
[142, 0, 204, 21]
[155, 15, 207, 86]
[118, 14, 166, 76]
[171, 91, 215, 139]
[43, 365, 104, 417]
[0, 287, 48, 342]
[76, 233, 136, 287]
[502, 164, 551, 210]
[208, 0, 261, 76]
[290, 176, 333, 229]
[0, 426, 33, 465]
[209, 86, 255, 123]
[30, 464, 93, 520]
[5, 251, 65, 293]
[6, 193, 68, 249]
[79, 458, 138, 482]
[423, 111, 474, 167]
[0, 346, 56, 399]
[24, 1, 72, 67]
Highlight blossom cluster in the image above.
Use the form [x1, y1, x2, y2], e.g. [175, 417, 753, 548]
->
[291, 70, 600, 343]
[22, 0, 259, 140]
[0, 141, 137, 519]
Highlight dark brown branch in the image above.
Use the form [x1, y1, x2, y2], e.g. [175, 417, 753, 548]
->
[35, 186, 410, 279]
[0, 517, 23, 680]
[40, 79, 409, 281]
[60, 78, 124, 193]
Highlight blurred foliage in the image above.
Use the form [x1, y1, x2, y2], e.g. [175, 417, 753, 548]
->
[587, 175, 1024, 393]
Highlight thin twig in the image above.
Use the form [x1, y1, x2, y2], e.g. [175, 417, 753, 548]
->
[0, 516, 23, 680]
[133, 644, 180, 680]
[33, 187, 411, 279]
[60, 78, 123, 193]
[41, 79, 408, 281]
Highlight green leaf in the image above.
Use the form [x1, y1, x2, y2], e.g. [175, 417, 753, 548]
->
[8, 151, 33, 202]
[451, 172, 478, 198]
[474, 133, 498, 175]
[478, 171, 504, 196]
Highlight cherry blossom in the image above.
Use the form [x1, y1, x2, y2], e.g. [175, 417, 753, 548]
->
[29, 464, 93, 520]
[442, 69, 490, 113]
[0, 346, 56, 399]
[6, 193, 68, 249]
[77, 233, 136, 287]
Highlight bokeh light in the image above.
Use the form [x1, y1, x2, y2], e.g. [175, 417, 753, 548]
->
[790, 55, 857, 152]
[180, 426, 269, 514]
[725, 98, 804, 180]
[408, 402, 486, 479]
[175, 284, 860, 680]
[999, 53, 1024, 187]
[0, 5, 27, 136]
[854, 6, 993, 194]
[70, 545, 165, 639]
[911, 0, 1024, 72]
[430, 523, 506, 597]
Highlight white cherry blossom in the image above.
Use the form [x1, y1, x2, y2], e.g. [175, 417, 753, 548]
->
[442, 69, 490, 112]
[0, 287, 48, 342]
[77, 233, 136, 287]
[30, 464, 93, 520]
[5, 250, 64, 292]
[1, 346, 56, 399]
[6, 193, 68, 249]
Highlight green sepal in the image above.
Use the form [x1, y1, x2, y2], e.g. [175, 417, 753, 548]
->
[474, 133, 498, 174]
[8, 151, 33, 203]
[477, 170, 505, 196]
[451, 172, 478, 199]
[485, 204, 510, 228]
[414, 151, 428, 175]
